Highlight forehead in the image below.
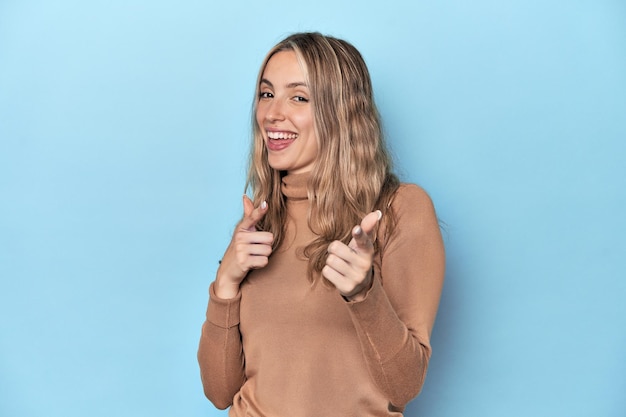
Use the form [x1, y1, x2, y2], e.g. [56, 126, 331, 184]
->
[261, 50, 308, 84]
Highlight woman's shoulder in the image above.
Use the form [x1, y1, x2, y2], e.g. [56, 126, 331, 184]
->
[377, 181, 441, 254]
[391, 183, 436, 215]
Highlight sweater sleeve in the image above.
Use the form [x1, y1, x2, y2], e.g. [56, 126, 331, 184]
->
[197, 283, 246, 410]
[345, 184, 445, 408]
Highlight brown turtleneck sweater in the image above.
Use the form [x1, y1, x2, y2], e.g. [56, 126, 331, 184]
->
[198, 173, 445, 416]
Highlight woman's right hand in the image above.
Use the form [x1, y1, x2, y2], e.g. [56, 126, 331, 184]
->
[214, 195, 274, 299]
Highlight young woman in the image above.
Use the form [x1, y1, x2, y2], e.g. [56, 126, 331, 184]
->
[198, 32, 445, 416]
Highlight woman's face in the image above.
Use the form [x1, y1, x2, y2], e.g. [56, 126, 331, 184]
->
[256, 50, 318, 175]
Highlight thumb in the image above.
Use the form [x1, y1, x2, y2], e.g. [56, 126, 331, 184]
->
[242, 195, 254, 217]
[240, 195, 268, 231]
[352, 210, 382, 251]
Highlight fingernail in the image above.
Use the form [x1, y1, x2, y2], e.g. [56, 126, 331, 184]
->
[260, 200, 267, 210]
[354, 226, 362, 235]
[376, 210, 382, 220]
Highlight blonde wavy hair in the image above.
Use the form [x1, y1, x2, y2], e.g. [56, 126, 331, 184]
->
[247, 32, 399, 283]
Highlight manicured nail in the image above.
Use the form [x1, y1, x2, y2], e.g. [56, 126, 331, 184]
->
[354, 226, 362, 235]
[260, 200, 267, 210]
[376, 210, 382, 220]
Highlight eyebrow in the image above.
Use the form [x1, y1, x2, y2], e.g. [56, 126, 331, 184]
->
[260, 78, 308, 89]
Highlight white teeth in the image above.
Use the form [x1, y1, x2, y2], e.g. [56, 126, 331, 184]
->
[267, 131, 298, 140]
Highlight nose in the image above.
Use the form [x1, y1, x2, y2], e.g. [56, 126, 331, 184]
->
[265, 99, 285, 123]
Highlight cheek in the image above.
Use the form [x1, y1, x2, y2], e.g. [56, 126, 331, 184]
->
[308, 138, 319, 158]
[293, 110, 315, 132]
[255, 107, 263, 127]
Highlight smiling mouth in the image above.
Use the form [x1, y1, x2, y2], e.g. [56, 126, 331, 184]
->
[267, 131, 299, 140]
[266, 131, 298, 151]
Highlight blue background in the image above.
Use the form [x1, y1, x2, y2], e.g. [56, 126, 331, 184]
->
[1, 1, 625, 416]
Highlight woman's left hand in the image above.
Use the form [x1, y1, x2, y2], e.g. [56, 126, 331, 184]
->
[323, 210, 382, 302]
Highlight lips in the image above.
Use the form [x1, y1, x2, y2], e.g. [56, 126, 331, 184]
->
[267, 131, 298, 140]
[266, 130, 298, 151]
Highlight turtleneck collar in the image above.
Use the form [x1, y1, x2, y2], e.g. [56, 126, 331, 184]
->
[281, 172, 310, 201]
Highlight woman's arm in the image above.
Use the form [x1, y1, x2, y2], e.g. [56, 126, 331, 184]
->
[345, 184, 445, 408]
[197, 284, 246, 409]
[197, 196, 274, 408]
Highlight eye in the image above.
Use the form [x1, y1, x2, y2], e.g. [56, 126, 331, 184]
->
[259, 91, 273, 99]
[293, 95, 309, 103]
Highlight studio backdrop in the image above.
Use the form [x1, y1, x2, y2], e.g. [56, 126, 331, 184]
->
[1, 1, 624, 416]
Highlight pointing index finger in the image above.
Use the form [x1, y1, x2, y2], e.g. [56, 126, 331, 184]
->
[352, 210, 382, 250]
